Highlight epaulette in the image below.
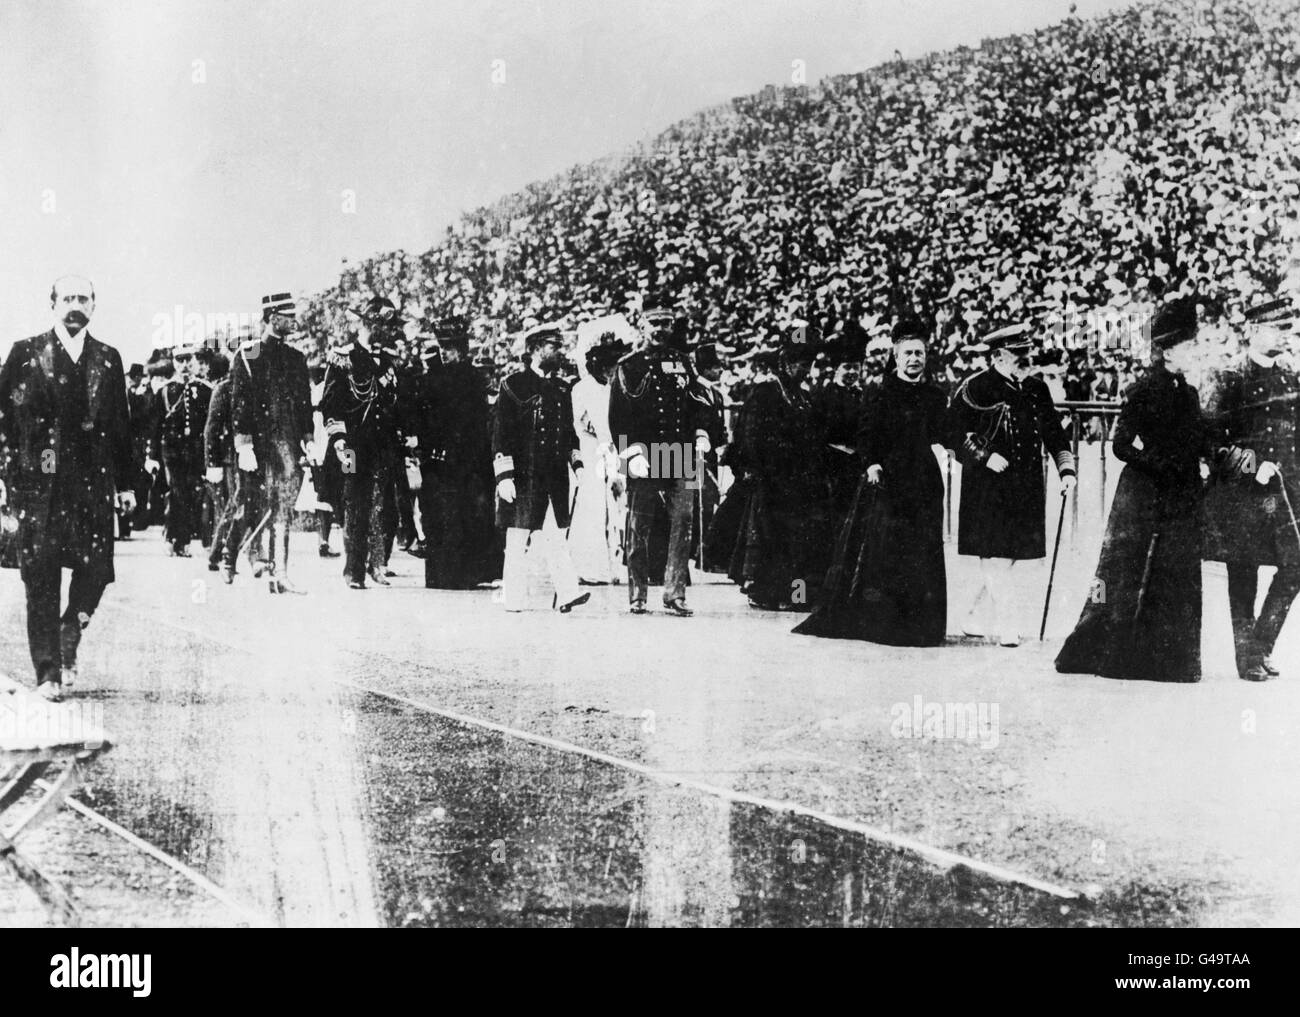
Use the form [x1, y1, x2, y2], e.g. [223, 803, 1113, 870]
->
[326, 344, 354, 369]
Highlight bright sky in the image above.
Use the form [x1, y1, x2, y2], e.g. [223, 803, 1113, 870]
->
[0, 0, 1138, 365]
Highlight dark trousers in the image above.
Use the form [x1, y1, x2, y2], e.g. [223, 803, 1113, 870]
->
[222, 468, 296, 572]
[25, 560, 109, 685]
[342, 453, 379, 583]
[394, 462, 417, 548]
[1227, 560, 1300, 669]
[162, 453, 203, 547]
[208, 466, 238, 567]
[625, 477, 693, 604]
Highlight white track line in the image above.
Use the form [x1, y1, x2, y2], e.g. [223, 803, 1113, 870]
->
[339, 680, 1083, 900]
[35, 778, 272, 927]
[103, 597, 1083, 902]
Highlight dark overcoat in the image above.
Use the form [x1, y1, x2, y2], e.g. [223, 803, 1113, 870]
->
[795, 373, 951, 645]
[1055, 368, 1209, 683]
[1202, 357, 1300, 568]
[0, 330, 134, 583]
[491, 369, 581, 530]
[948, 368, 1074, 560]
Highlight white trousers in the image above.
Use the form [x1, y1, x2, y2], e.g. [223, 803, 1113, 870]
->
[501, 524, 581, 611]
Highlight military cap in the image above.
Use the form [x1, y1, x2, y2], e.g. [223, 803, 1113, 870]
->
[981, 322, 1034, 353]
[261, 291, 297, 318]
[523, 321, 566, 350]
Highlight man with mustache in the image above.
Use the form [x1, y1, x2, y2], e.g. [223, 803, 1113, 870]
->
[1204, 294, 1300, 681]
[492, 323, 589, 613]
[0, 275, 135, 701]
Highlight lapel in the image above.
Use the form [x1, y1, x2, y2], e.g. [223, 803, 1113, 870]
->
[82, 334, 109, 423]
[35, 330, 58, 390]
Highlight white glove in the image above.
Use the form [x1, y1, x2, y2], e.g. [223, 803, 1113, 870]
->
[1060, 474, 1077, 493]
[497, 478, 516, 503]
[334, 439, 350, 464]
[205, 466, 225, 484]
[1255, 461, 1279, 486]
[116, 491, 136, 515]
[405, 435, 418, 449]
[628, 453, 650, 479]
[866, 464, 883, 485]
[986, 452, 1010, 474]
[573, 465, 585, 486]
[237, 446, 258, 472]
[695, 433, 711, 456]
[144, 457, 161, 475]
[0, 479, 6, 508]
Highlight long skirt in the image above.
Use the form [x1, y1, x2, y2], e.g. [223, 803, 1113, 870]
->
[1055, 466, 1202, 683]
[793, 478, 946, 645]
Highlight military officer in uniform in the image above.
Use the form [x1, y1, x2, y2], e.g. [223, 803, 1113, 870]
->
[948, 322, 1077, 646]
[1205, 294, 1300, 681]
[608, 302, 710, 615]
[223, 291, 313, 592]
[492, 323, 589, 613]
[320, 295, 402, 590]
[146, 340, 212, 556]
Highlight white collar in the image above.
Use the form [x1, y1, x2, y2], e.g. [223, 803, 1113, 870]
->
[54, 320, 89, 353]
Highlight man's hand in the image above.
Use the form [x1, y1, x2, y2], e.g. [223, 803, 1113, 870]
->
[205, 466, 224, 484]
[0, 479, 8, 508]
[334, 440, 350, 464]
[496, 478, 516, 503]
[573, 465, 585, 486]
[116, 491, 136, 515]
[1256, 461, 1280, 486]
[628, 453, 650, 480]
[144, 457, 161, 475]
[404, 435, 418, 449]
[1200, 461, 1212, 482]
[986, 452, 1010, 473]
[237, 446, 258, 472]
[866, 464, 883, 485]
[1060, 474, 1077, 493]
[695, 433, 711, 456]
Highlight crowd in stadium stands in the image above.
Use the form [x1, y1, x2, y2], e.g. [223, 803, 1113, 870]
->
[296, 0, 1300, 409]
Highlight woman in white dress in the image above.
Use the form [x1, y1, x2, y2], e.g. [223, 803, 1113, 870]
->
[569, 334, 630, 583]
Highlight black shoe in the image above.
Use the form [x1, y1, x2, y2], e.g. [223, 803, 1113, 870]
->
[168, 544, 192, 558]
[559, 592, 590, 614]
[207, 561, 220, 572]
[1260, 656, 1281, 676]
[662, 598, 693, 617]
[1240, 663, 1275, 682]
[368, 568, 391, 586]
[630, 601, 648, 615]
[319, 544, 341, 558]
[348, 578, 367, 590]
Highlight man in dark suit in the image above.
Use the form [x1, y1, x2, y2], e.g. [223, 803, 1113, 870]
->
[0, 275, 136, 701]
[223, 291, 313, 593]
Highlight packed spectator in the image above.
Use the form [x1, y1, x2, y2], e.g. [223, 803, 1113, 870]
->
[299, 0, 1300, 401]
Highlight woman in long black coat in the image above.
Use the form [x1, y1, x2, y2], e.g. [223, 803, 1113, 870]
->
[1055, 298, 1210, 683]
[794, 328, 952, 645]
[726, 343, 833, 610]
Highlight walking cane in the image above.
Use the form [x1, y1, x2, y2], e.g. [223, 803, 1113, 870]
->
[1276, 469, 1300, 553]
[1131, 530, 1161, 635]
[1039, 491, 1068, 641]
